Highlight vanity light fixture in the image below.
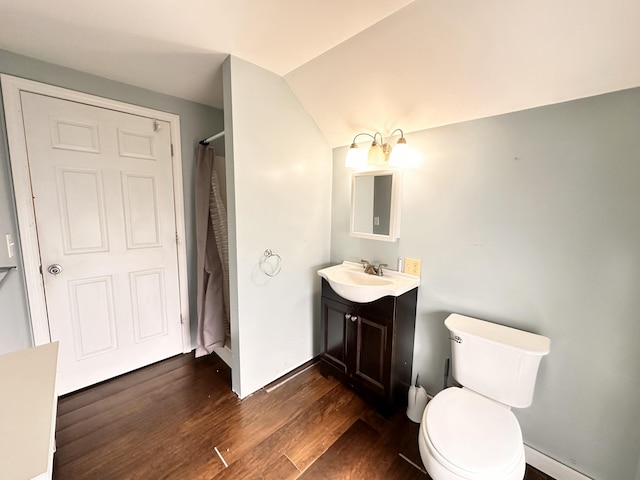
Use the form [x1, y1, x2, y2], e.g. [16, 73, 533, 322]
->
[345, 129, 411, 168]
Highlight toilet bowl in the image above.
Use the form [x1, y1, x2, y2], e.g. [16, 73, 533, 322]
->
[418, 314, 550, 480]
[419, 388, 525, 480]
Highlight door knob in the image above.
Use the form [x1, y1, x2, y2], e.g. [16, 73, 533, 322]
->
[47, 264, 63, 275]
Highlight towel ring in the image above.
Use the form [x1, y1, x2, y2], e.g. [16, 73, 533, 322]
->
[260, 249, 282, 277]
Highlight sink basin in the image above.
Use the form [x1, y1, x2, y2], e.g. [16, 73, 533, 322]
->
[317, 261, 420, 303]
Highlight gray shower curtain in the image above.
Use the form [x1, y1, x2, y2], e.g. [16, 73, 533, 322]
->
[195, 144, 229, 357]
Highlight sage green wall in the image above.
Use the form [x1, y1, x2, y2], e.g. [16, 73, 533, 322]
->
[0, 49, 223, 354]
[331, 88, 640, 480]
[0, 96, 31, 353]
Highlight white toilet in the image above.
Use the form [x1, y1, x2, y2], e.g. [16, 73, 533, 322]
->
[419, 313, 550, 480]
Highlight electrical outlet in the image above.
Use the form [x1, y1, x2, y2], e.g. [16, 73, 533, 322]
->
[404, 257, 421, 276]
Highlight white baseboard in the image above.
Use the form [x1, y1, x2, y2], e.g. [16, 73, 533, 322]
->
[212, 345, 232, 367]
[525, 445, 592, 480]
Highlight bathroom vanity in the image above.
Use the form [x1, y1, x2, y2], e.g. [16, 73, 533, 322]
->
[319, 278, 418, 413]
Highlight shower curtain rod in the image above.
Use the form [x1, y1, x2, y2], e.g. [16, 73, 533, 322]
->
[199, 130, 225, 145]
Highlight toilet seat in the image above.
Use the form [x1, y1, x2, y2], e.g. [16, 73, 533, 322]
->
[421, 387, 524, 479]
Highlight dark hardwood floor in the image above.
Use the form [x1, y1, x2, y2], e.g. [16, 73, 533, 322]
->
[53, 353, 554, 479]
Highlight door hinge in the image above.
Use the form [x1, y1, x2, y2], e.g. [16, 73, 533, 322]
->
[180, 313, 184, 324]
[171, 144, 174, 157]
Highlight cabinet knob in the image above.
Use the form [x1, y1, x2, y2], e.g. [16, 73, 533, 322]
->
[345, 314, 352, 320]
[350, 315, 358, 322]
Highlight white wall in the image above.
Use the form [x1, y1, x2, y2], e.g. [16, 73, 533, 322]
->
[330, 88, 640, 480]
[223, 56, 332, 398]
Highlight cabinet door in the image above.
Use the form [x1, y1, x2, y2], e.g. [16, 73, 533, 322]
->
[322, 298, 349, 373]
[353, 313, 392, 396]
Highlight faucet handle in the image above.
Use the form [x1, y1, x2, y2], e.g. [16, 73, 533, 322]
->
[361, 259, 371, 266]
[376, 263, 388, 276]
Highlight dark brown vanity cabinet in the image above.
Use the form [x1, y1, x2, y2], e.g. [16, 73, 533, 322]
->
[319, 279, 418, 413]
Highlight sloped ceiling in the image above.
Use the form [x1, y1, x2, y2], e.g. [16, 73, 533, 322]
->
[287, 0, 640, 146]
[1, 0, 639, 147]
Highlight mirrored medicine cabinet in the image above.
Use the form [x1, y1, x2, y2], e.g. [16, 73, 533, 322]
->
[350, 170, 401, 242]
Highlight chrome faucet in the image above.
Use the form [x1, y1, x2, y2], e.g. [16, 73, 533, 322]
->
[361, 259, 388, 276]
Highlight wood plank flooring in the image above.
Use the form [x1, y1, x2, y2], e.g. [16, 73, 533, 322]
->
[53, 352, 555, 479]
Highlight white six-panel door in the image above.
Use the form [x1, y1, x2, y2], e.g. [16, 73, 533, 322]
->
[18, 91, 185, 394]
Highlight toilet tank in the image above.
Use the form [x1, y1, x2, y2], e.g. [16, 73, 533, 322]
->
[445, 314, 550, 408]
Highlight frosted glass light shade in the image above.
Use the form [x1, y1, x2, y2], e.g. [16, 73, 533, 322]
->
[367, 143, 385, 165]
[388, 141, 411, 166]
[345, 144, 366, 168]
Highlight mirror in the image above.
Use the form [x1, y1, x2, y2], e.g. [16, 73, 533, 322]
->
[350, 170, 401, 242]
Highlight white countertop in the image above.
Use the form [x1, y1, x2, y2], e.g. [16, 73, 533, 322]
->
[0, 342, 59, 480]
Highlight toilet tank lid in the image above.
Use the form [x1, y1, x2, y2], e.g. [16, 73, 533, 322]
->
[445, 314, 550, 355]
